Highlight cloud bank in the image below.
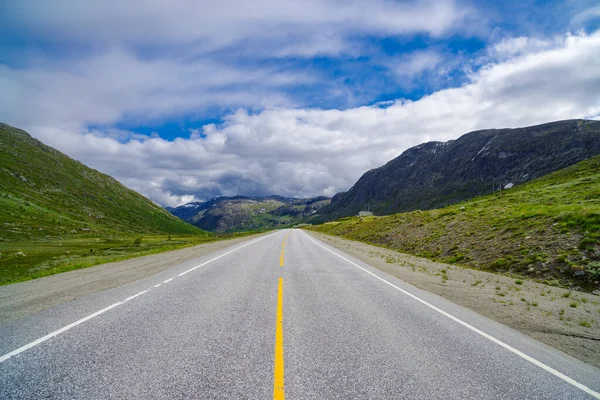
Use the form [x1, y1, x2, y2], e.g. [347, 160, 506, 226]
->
[1, 2, 599, 206]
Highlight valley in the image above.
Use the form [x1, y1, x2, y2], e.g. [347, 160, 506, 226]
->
[168, 195, 330, 232]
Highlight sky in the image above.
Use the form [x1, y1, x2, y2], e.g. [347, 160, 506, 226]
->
[1, 1, 600, 207]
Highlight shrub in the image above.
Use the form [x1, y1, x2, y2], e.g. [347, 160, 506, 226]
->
[588, 261, 600, 280]
[134, 237, 143, 246]
[515, 279, 523, 285]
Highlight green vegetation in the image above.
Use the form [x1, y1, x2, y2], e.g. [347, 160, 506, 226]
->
[0, 123, 224, 284]
[0, 231, 259, 285]
[0, 123, 204, 240]
[308, 154, 600, 290]
[580, 320, 592, 328]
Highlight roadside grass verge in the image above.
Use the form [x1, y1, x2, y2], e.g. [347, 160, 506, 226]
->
[0, 231, 263, 285]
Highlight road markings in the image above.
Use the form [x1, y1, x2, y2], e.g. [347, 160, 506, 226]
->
[274, 277, 285, 400]
[280, 249, 285, 267]
[0, 302, 123, 363]
[281, 233, 289, 249]
[302, 232, 600, 399]
[0, 231, 280, 364]
[177, 231, 279, 277]
[125, 290, 148, 302]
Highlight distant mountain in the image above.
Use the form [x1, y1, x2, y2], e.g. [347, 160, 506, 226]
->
[169, 195, 330, 232]
[0, 123, 203, 240]
[319, 120, 600, 219]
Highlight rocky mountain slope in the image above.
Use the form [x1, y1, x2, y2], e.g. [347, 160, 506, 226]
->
[168, 195, 330, 232]
[319, 120, 600, 219]
[0, 123, 203, 241]
[309, 154, 600, 291]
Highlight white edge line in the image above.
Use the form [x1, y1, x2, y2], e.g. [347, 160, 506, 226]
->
[0, 231, 281, 364]
[178, 231, 280, 277]
[125, 290, 148, 302]
[0, 302, 123, 363]
[301, 231, 600, 399]
[163, 278, 174, 283]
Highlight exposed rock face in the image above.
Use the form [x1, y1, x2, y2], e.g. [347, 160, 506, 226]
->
[320, 120, 600, 218]
[168, 195, 330, 232]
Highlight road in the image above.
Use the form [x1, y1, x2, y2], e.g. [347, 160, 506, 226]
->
[1, 229, 599, 399]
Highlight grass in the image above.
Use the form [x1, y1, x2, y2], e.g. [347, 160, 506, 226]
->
[579, 320, 592, 328]
[0, 231, 262, 285]
[0, 123, 204, 242]
[307, 154, 600, 290]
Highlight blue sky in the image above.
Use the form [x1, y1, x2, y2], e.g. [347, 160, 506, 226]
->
[1, 0, 600, 206]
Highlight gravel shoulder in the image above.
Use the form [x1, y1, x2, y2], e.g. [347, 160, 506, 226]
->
[0, 234, 265, 325]
[307, 231, 600, 368]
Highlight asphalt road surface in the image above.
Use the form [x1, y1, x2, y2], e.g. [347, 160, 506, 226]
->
[1, 229, 599, 399]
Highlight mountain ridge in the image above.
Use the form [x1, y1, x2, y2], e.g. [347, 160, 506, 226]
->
[169, 195, 330, 232]
[318, 119, 600, 220]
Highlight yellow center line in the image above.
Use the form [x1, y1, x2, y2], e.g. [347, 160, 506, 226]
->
[274, 277, 285, 400]
[279, 249, 285, 267]
[281, 233, 290, 248]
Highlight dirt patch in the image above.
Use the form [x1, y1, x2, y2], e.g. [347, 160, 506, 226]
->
[0, 234, 264, 325]
[308, 231, 600, 368]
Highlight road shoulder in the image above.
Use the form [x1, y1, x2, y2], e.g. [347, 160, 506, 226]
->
[306, 231, 600, 368]
[0, 234, 266, 325]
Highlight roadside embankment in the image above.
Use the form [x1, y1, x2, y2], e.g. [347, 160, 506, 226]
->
[307, 231, 600, 368]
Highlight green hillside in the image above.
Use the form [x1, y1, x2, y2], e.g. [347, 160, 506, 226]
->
[308, 155, 600, 290]
[0, 123, 201, 239]
[0, 123, 212, 284]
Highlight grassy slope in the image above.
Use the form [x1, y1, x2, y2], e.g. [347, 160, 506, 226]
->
[309, 155, 600, 290]
[0, 123, 202, 240]
[0, 123, 215, 284]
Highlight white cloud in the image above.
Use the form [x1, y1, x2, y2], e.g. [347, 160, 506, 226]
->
[392, 50, 444, 78]
[571, 5, 600, 27]
[2, 0, 600, 208]
[1, 0, 472, 56]
[7, 31, 598, 207]
[0, 48, 312, 129]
